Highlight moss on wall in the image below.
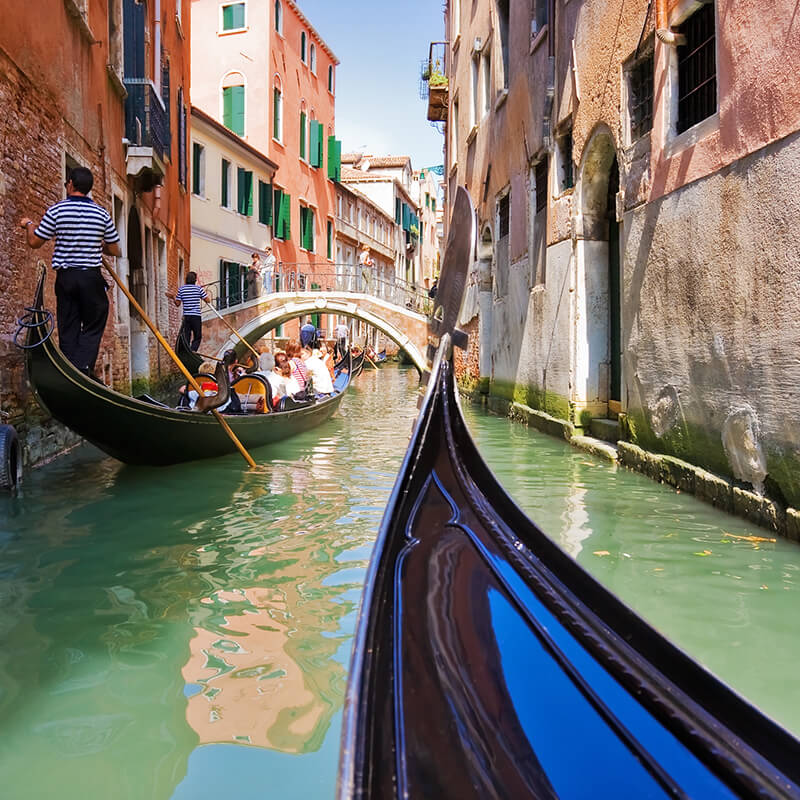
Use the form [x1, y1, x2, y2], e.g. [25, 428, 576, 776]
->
[490, 379, 571, 422]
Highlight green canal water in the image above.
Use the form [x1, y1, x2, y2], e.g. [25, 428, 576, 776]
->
[1, 365, 799, 799]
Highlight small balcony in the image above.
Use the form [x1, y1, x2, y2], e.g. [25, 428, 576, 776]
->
[124, 79, 170, 185]
[420, 42, 448, 122]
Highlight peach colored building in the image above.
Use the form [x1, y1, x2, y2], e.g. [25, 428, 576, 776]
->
[191, 0, 342, 336]
[0, 0, 191, 465]
[439, 0, 800, 514]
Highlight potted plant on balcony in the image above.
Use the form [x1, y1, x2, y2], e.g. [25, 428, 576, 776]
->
[426, 62, 449, 122]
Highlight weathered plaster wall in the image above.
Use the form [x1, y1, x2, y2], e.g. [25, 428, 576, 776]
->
[623, 130, 800, 504]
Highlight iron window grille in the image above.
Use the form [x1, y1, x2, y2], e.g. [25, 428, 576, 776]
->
[535, 158, 548, 213]
[498, 194, 510, 240]
[558, 131, 574, 191]
[628, 53, 654, 141]
[677, 3, 716, 134]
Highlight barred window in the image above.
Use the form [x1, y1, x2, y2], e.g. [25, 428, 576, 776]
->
[628, 53, 653, 140]
[535, 158, 548, 213]
[677, 3, 716, 134]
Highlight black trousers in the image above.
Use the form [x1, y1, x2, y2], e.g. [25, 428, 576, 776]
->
[181, 315, 202, 351]
[54, 268, 109, 373]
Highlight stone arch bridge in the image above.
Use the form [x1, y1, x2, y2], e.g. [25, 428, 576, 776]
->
[202, 291, 430, 372]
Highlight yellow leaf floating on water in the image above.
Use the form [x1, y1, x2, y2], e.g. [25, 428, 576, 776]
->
[693, 549, 713, 556]
[760, 585, 769, 590]
[593, 550, 611, 557]
[723, 531, 776, 544]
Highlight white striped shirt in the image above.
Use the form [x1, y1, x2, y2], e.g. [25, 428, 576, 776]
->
[176, 284, 209, 316]
[34, 196, 119, 269]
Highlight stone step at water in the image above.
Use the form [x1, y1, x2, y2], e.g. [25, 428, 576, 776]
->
[589, 417, 619, 444]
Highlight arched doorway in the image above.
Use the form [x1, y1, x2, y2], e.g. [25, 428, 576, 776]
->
[127, 206, 149, 383]
[575, 127, 622, 419]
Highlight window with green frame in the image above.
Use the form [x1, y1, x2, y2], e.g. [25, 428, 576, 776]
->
[222, 85, 245, 136]
[258, 180, 272, 225]
[299, 111, 306, 160]
[221, 158, 231, 208]
[300, 205, 315, 252]
[273, 87, 282, 141]
[237, 167, 253, 216]
[326, 219, 333, 259]
[221, 2, 246, 31]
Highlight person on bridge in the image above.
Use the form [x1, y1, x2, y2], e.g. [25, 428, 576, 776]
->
[359, 245, 375, 292]
[263, 245, 276, 293]
[166, 271, 209, 352]
[247, 253, 262, 300]
[19, 165, 122, 378]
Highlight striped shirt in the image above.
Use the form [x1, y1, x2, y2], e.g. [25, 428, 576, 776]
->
[176, 284, 209, 316]
[34, 195, 119, 269]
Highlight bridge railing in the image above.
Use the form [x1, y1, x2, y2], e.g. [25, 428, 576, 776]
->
[203, 263, 433, 316]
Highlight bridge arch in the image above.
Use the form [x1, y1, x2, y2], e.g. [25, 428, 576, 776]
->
[210, 295, 429, 373]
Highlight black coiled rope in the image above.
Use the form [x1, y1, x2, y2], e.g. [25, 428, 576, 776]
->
[14, 307, 55, 350]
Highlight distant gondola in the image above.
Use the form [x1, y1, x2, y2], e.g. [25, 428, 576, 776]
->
[337, 188, 800, 799]
[24, 268, 352, 466]
[336, 347, 364, 378]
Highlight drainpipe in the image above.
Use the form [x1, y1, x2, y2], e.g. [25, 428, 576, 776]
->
[541, 0, 556, 148]
[655, 0, 686, 46]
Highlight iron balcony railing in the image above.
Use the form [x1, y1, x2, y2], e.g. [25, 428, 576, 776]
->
[203, 263, 433, 318]
[124, 78, 171, 162]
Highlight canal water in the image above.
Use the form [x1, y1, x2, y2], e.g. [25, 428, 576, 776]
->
[1, 365, 799, 799]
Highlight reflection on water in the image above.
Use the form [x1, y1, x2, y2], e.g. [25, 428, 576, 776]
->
[2, 369, 800, 799]
[462, 403, 800, 737]
[0, 367, 420, 800]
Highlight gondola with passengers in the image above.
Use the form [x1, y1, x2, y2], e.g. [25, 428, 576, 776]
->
[22, 266, 353, 467]
[337, 189, 800, 799]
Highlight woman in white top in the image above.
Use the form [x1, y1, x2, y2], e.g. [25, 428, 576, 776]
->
[302, 347, 335, 395]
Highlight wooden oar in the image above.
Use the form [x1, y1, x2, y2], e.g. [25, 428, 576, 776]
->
[104, 262, 256, 468]
[195, 350, 223, 363]
[364, 352, 379, 370]
[203, 299, 261, 361]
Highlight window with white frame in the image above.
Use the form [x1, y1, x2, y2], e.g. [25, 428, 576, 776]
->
[220, 2, 246, 32]
[676, 2, 716, 134]
[471, 52, 480, 127]
[272, 77, 283, 142]
[310, 43, 316, 74]
[497, 0, 510, 89]
[274, 0, 282, 33]
[482, 49, 492, 115]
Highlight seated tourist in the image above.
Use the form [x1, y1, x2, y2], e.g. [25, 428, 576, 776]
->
[302, 346, 335, 396]
[319, 342, 335, 380]
[258, 343, 274, 373]
[178, 361, 218, 409]
[285, 340, 310, 395]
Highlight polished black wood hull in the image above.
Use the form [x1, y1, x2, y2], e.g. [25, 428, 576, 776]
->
[339, 343, 800, 799]
[25, 271, 350, 466]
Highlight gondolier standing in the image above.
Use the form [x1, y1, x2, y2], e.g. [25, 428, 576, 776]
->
[166, 272, 209, 352]
[19, 166, 122, 377]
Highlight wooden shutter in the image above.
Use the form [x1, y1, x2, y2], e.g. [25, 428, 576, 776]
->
[244, 170, 253, 216]
[232, 85, 245, 136]
[309, 121, 319, 167]
[221, 159, 230, 207]
[192, 143, 201, 194]
[281, 193, 291, 240]
[223, 87, 233, 130]
[259, 180, 272, 225]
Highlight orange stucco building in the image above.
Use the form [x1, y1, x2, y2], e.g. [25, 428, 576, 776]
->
[0, 0, 191, 465]
[191, 0, 342, 333]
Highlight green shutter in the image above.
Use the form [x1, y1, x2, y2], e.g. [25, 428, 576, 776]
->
[281, 193, 291, 240]
[258, 180, 272, 225]
[273, 187, 283, 236]
[402, 203, 410, 231]
[327, 220, 332, 258]
[300, 111, 306, 159]
[327, 136, 335, 179]
[223, 86, 233, 129]
[222, 4, 233, 30]
[245, 170, 253, 215]
[192, 143, 201, 194]
[221, 159, 229, 207]
[309, 122, 319, 167]
[300, 207, 308, 250]
[232, 85, 245, 136]
[335, 139, 342, 180]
